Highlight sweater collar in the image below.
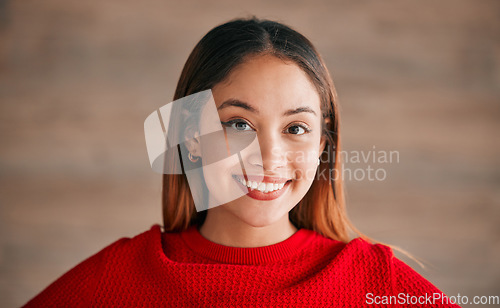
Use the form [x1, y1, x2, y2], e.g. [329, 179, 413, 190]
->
[180, 225, 314, 265]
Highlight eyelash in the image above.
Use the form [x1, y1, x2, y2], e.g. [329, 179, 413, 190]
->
[220, 119, 312, 135]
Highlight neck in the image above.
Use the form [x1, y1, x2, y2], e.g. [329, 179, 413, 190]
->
[199, 209, 298, 248]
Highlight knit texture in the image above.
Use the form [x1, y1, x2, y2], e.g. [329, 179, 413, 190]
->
[23, 225, 460, 307]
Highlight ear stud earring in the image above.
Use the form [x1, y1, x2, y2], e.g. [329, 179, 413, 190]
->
[188, 152, 199, 163]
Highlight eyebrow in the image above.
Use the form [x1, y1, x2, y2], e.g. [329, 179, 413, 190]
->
[217, 99, 317, 116]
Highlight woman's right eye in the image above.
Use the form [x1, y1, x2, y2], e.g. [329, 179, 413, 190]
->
[221, 119, 253, 132]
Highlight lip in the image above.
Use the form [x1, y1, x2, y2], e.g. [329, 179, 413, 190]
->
[232, 174, 292, 201]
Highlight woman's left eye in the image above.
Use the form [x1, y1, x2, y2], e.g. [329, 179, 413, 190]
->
[286, 125, 310, 135]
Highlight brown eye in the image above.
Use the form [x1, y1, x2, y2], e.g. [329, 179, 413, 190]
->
[286, 125, 309, 135]
[234, 122, 249, 131]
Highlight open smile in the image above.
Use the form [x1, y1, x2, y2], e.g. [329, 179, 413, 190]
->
[232, 174, 292, 201]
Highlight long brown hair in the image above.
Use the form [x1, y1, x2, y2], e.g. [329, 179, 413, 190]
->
[161, 17, 419, 265]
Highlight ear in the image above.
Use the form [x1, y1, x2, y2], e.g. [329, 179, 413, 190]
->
[184, 127, 201, 157]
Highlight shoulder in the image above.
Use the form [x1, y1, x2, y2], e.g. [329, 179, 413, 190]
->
[96, 224, 167, 268]
[49, 225, 164, 279]
[295, 230, 395, 267]
[326, 237, 395, 292]
[294, 234, 397, 297]
[300, 232, 395, 274]
[22, 225, 163, 307]
[79, 225, 163, 264]
[341, 238, 458, 306]
[341, 237, 408, 282]
[105, 224, 163, 254]
[334, 237, 395, 266]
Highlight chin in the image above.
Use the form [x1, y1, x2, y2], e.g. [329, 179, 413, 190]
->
[230, 206, 289, 229]
[240, 218, 277, 229]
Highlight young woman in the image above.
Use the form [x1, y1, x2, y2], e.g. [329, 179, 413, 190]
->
[24, 17, 460, 307]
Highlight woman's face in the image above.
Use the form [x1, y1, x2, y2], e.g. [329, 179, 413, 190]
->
[199, 54, 326, 228]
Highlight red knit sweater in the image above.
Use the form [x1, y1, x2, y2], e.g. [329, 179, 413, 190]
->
[24, 225, 460, 307]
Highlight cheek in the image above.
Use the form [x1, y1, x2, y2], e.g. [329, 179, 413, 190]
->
[200, 154, 245, 208]
[287, 144, 320, 183]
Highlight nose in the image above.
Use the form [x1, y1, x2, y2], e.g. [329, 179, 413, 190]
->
[248, 131, 287, 172]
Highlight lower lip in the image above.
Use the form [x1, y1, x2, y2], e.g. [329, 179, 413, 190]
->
[233, 177, 291, 201]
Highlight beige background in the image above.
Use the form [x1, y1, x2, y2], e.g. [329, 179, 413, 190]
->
[1, 0, 499, 306]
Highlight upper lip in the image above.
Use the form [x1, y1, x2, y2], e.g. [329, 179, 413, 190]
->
[234, 174, 291, 184]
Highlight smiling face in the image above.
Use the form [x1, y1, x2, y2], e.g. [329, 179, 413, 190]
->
[197, 54, 326, 228]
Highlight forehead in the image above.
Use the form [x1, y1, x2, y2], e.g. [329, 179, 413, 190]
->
[212, 54, 321, 112]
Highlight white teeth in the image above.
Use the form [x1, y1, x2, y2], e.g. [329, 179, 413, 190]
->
[235, 176, 288, 193]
